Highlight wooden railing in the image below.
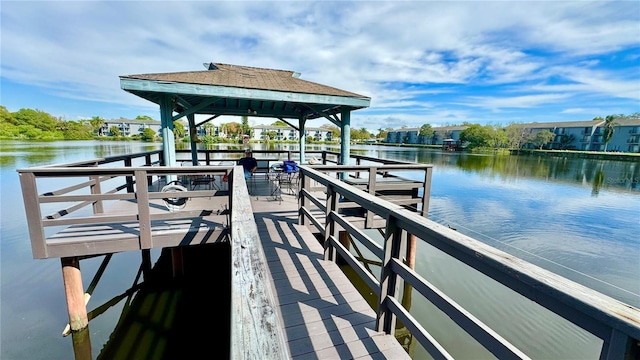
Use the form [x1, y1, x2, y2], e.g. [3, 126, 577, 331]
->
[227, 166, 289, 360]
[17, 151, 232, 259]
[297, 165, 640, 359]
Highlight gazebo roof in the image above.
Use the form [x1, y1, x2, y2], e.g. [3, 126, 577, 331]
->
[120, 63, 370, 121]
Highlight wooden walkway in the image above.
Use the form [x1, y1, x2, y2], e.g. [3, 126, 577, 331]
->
[249, 189, 410, 359]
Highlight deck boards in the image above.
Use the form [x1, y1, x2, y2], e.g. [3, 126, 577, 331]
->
[250, 191, 410, 359]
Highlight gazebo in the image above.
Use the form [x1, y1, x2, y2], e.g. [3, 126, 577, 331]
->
[119, 63, 371, 166]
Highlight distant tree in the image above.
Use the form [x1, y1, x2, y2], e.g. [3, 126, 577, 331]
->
[558, 134, 576, 150]
[173, 120, 186, 139]
[459, 124, 494, 148]
[265, 130, 277, 141]
[0, 106, 11, 124]
[141, 128, 156, 142]
[89, 116, 105, 135]
[135, 115, 154, 121]
[109, 126, 121, 137]
[602, 115, 617, 151]
[56, 120, 93, 140]
[419, 124, 432, 136]
[241, 116, 251, 135]
[350, 127, 371, 141]
[490, 125, 509, 149]
[12, 108, 59, 132]
[419, 124, 433, 143]
[221, 122, 241, 139]
[505, 123, 532, 150]
[272, 120, 288, 126]
[376, 127, 393, 140]
[203, 122, 216, 136]
[320, 123, 340, 139]
[528, 130, 555, 149]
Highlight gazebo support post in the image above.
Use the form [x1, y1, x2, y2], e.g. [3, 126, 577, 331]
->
[299, 117, 306, 163]
[340, 110, 351, 180]
[159, 94, 177, 168]
[187, 113, 198, 165]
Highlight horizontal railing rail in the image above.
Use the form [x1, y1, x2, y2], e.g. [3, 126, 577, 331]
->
[297, 165, 640, 359]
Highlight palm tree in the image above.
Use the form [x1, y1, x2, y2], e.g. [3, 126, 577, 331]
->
[89, 116, 105, 136]
[602, 115, 617, 151]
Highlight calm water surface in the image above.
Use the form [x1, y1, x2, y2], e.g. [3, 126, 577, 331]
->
[1, 141, 638, 359]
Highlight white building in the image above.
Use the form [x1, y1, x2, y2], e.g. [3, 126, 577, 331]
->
[99, 118, 161, 137]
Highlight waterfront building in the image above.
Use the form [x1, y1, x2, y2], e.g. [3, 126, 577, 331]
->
[384, 118, 640, 152]
[523, 119, 640, 152]
[98, 118, 162, 137]
[249, 124, 332, 142]
[384, 125, 467, 145]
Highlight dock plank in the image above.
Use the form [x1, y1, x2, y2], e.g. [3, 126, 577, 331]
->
[250, 192, 410, 359]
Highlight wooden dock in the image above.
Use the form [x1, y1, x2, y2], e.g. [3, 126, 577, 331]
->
[249, 189, 410, 359]
[17, 152, 640, 359]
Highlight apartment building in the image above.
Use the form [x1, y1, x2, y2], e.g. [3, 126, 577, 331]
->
[384, 119, 640, 152]
[99, 118, 161, 137]
[385, 126, 467, 145]
[251, 124, 332, 142]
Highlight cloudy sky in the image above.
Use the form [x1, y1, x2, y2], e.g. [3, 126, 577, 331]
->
[1, 1, 639, 131]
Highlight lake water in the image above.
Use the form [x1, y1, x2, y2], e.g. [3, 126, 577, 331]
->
[1, 140, 638, 359]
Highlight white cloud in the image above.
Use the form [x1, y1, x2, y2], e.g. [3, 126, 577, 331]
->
[1, 1, 638, 128]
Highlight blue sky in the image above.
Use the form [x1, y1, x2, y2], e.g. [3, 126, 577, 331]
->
[1, 1, 639, 131]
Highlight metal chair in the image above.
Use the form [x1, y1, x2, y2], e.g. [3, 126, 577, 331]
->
[182, 162, 219, 190]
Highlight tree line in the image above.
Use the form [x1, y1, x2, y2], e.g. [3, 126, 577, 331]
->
[0, 106, 169, 141]
[3, 105, 636, 150]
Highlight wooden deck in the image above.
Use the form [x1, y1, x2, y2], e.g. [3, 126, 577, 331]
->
[249, 187, 410, 359]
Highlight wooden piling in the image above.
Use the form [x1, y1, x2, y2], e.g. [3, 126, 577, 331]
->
[61, 257, 88, 332]
[171, 247, 184, 277]
[71, 326, 92, 360]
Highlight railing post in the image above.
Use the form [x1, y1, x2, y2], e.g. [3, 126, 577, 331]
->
[323, 186, 339, 262]
[125, 158, 134, 193]
[18, 171, 47, 258]
[377, 215, 405, 335]
[134, 170, 152, 249]
[365, 167, 377, 228]
[601, 329, 635, 359]
[90, 175, 103, 214]
[298, 171, 309, 226]
[421, 166, 432, 217]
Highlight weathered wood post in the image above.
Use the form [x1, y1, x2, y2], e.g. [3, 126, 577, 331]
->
[71, 327, 92, 360]
[401, 233, 417, 314]
[298, 171, 309, 225]
[337, 231, 351, 265]
[61, 257, 88, 332]
[171, 248, 184, 277]
[377, 216, 405, 334]
[323, 185, 339, 262]
[365, 168, 377, 228]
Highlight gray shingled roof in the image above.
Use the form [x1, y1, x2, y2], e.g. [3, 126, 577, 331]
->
[121, 63, 369, 100]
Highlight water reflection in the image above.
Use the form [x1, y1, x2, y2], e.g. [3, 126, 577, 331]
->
[402, 149, 639, 194]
